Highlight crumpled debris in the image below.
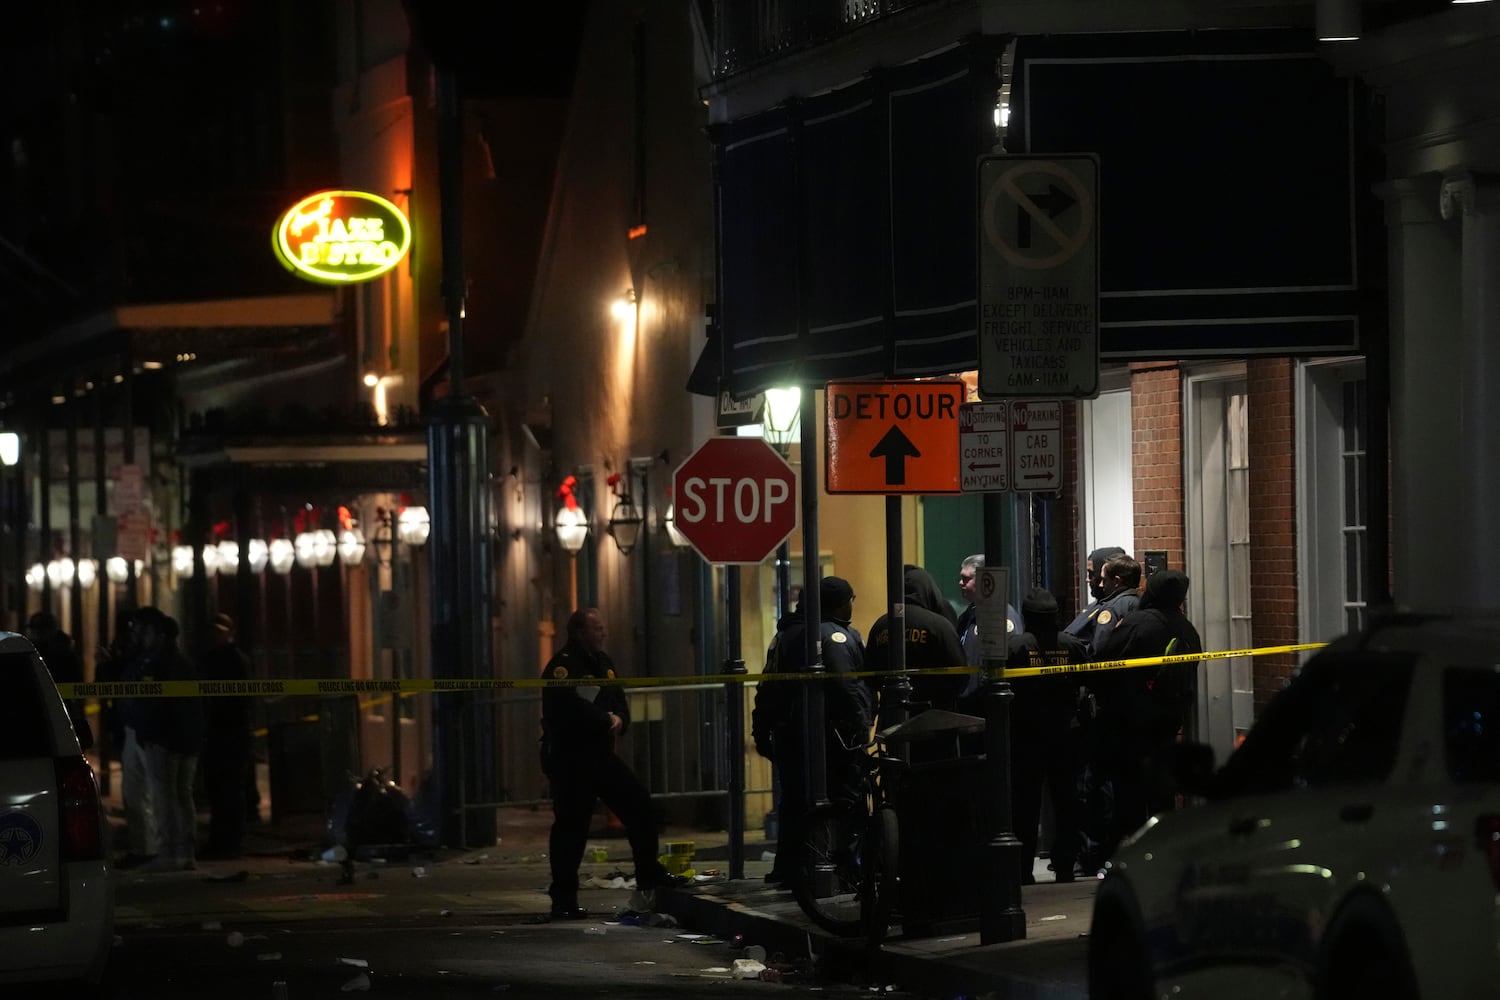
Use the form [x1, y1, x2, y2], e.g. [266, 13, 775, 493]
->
[617, 910, 678, 928]
[743, 944, 767, 962]
[583, 874, 633, 889]
[338, 957, 370, 968]
[583, 926, 607, 935]
[341, 972, 372, 992]
[733, 959, 767, 979]
[411, 866, 428, 878]
[226, 931, 245, 947]
[258, 953, 283, 962]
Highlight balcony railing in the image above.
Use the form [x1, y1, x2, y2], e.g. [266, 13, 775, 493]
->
[712, 0, 943, 79]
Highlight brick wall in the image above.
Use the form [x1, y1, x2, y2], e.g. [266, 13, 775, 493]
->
[1129, 364, 1185, 567]
[1247, 358, 1298, 712]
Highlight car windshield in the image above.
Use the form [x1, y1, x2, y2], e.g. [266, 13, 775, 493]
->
[1443, 666, 1500, 783]
[1211, 652, 1413, 798]
[0, 651, 52, 759]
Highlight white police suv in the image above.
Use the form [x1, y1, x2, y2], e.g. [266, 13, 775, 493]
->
[0, 631, 113, 987]
[1089, 613, 1500, 1000]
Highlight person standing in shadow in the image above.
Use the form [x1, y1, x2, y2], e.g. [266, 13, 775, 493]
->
[197, 613, 253, 860]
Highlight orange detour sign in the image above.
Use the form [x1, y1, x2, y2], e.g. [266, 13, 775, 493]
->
[824, 380, 964, 494]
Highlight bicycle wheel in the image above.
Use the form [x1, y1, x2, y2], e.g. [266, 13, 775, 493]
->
[861, 805, 899, 946]
[792, 800, 866, 936]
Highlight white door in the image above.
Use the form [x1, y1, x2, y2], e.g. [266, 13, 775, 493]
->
[1185, 365, 1253, 762]
[1078, 372, 1135, 596]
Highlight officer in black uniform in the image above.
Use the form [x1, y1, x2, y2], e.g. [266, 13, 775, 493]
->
[1065, 551, 1143, 874]
[539, 608, 687, 920]
[1007, 589, 1083, 884]
[751, 576, 874, 888]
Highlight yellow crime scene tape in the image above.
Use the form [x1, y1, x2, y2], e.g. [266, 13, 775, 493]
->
[56, 641, 1329, 700]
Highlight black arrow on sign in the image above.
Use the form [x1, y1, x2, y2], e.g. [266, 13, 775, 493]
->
[870, 426, 921, 486]
[967, 461, 1005, 472]
[1017, 183, 1076, 250]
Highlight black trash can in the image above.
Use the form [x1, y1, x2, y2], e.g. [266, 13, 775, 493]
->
[881, 709, 988, 937]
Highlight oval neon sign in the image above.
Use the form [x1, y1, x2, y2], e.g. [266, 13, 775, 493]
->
[273, 190, 411, 284]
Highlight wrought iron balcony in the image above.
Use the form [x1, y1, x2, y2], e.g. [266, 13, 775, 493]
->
[711, 0, 944, 79]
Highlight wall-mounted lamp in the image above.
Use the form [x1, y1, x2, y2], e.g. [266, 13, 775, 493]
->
[338, 527, 367, 566]
[662, 502, 691, 549]
[46, 558, 75, 588]
[76, 558, 97, 590]
[172, 544, 195, 578]
[0, 431, 18, 467]
[607, 492, 644, 556]
[555, 504, 589, 555]
[105, 557, 144, 584]
[295, 529, 337, 567]
[268, 538, 296, 575]
[397, 506, 430, 547]
[610, 288, 637, 320]
[26, 563, 44, 592]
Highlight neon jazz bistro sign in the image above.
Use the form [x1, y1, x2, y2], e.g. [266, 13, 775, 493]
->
[273, 190, 411, 284]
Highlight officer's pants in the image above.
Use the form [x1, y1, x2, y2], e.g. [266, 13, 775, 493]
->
[544, 750, 661, 906]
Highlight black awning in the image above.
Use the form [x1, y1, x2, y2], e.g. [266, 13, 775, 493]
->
[712, 39, 1001, 396]
[1009, 30, 1373, 357]
[711, 30, 1377, 396]
[685, 325, 722, 397]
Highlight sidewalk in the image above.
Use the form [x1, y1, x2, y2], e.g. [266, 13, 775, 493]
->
[100, 760, 1093, 999]
[662, 844, 1093, 1000]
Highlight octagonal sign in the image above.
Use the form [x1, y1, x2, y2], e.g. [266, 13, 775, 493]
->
[672, 438, 798, 564]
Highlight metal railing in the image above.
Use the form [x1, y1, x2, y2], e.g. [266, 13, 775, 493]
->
[454, 674, 772, 874]
[712, 0, 946, 79]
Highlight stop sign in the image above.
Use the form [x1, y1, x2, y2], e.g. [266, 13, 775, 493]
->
[672, 438, 798, 564]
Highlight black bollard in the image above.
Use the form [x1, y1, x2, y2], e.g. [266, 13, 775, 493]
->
[980, 666, 1027, 943]
[724, 659, 748, 880]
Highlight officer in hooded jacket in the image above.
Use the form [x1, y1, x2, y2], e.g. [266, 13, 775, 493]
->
[864, 565, 967, 727]
[539, 608, 686, 920]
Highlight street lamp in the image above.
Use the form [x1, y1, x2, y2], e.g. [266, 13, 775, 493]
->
[762, 386, 801, 619]
[763, 386, 801, 455]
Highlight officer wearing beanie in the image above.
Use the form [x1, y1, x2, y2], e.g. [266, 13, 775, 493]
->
[751, 576, 873, 888]
[1008, 588, 1083, 884]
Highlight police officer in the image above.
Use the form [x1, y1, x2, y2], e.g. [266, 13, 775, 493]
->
[954, 554, 1021, 703]
[1063, 548, 1141, 655]
[1065, 552, 1142, 873]
[1006, 589, 1083, 884]
[539, 608, 687, 920]
[865, 564, 966, 726]
[751, 576, 874, 888]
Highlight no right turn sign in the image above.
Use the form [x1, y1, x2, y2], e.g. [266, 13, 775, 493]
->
[977, 154, 1100, 400]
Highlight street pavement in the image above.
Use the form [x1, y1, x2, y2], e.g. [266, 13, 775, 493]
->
[103, 783, 1094, 998]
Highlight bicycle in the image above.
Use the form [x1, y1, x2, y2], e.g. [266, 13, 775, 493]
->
[792, 701, 987, 946]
